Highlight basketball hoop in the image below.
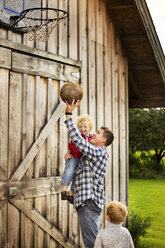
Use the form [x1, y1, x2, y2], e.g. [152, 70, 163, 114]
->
[10, 8, 69, 42]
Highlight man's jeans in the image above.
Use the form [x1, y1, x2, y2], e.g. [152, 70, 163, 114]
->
[61, 158, 79, 190]
[76, 199, 102, 248]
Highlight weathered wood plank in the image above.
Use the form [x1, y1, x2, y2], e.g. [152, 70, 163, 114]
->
[59, 0, 68, 57]
[37, 75, 48, 248]
[88, 0, 96, 42]
[79, 38, 88, 114]
[10, 100, 65, 181]
[11, 31, 22, 44]
[34, 75, 41, 248]
[96, 0, 103, 45]
[21, 83, 34, 248]
[35, 0, 47, 53]
[125, 58, 129, 209]
[8, 71, 22, 247]
[78, 0, 87, 60]
[97, 44, 105, 229]
[103, 1, 108, 47]
[9, 177, 61, 199]
[0, 200, 7, 248]
[8, 202, 20, 247]
[46, 78, 52, 248]
[0, 182, 8, 201]
[8, 72, 22, 177]
[96, 43, 104, 128]
[112, 49, 119, 201]
[47, 0, 58, 54]
[10, 199, 77, 248]
[12, 52, 80, 83]
[47, 78, 52, 177]
[69, 0, 78, 60]
[104, 47, 113, 205]
[0, 68, 8, 248]
[0, 27, 7, 40]
[0, 47, 11, 69]
[0, 69, 9, 180]
[0, 38, 81, 67]
[88, 40, 96, 124]
[22, 74, 28, 179]
[24, 75, 36, 179]
[119, 57, 127, 204]
[49, 79, 59, 248]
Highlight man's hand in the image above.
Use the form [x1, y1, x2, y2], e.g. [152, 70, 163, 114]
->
[64, 152, 73, 161]
[65, 99, 81, 114]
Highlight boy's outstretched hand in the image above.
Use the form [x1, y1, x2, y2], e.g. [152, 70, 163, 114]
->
[65, 99, 81, 114]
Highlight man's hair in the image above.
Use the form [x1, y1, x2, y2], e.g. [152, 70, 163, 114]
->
[101, 126, 114, 146]
[106, 201, 128, 224]
[76, 114, 94, 132]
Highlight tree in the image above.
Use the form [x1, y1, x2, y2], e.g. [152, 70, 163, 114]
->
[129, 108, 165, 170]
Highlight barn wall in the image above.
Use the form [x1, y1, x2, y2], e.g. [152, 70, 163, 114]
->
[0, 0, 129, 247]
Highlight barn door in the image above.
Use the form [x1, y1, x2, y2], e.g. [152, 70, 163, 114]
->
[0, 44, 81, 248]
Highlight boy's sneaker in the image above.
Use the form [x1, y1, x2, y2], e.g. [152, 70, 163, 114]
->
[61, 191, 69, 200]
[68, 195, 74, 204]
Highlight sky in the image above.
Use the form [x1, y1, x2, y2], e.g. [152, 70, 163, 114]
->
[145, 0, 165, 54]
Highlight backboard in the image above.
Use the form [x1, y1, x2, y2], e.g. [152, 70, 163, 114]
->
[0, 0, 41, 29]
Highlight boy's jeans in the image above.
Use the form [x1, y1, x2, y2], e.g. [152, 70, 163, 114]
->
[61, 158, 79, 190]
[76, 199, 101, 248]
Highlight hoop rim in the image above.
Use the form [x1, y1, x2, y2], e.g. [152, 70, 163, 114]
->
[20, 7, 69, 21]
[10, 7, 69, 29]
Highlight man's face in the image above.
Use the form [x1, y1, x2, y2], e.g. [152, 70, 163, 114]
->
[90, 128, 106, 146]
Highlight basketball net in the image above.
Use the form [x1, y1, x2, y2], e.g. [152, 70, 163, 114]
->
[20, 8, 68, 42]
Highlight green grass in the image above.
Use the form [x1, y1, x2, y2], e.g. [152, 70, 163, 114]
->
[129, 179, 165, 248]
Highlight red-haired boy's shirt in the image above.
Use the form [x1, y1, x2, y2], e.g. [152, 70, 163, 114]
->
[68, 134, 93, 159]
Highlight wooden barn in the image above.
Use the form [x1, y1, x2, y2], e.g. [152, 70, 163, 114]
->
[0, 0, 165, 247]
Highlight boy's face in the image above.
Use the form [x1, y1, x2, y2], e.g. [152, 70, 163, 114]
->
[78, 121, 90, 136]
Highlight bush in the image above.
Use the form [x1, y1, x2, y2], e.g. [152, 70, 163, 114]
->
[129, 150, 165, 178]
[128, 211, 151, 248]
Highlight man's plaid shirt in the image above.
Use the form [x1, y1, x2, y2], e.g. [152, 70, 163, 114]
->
[65, 118, 108, 209]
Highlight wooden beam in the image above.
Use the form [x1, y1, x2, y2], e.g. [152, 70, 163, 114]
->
[129, 96, 165, 108]
[10, 199, 77, 248]
[10, 101, 65, 181]
[12, 52, 81, 83]
[122, 34, 146, 41]
[131, 64, 156, 71]
[9, 177, 62, 199]
[128, 71, 141, 98]
[0, 38, 81, 68]
[108, 3, 134, 10]
[0, 181, 8, 201]
[0, 47, 11, 69]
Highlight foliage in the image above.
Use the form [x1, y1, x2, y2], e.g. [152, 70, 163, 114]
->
[128, 211, 151, 248]
[129, 108, 165, 170]
[129, 150, 164, 178]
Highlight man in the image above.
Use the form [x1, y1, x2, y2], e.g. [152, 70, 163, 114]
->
[64, 100, 114, 248]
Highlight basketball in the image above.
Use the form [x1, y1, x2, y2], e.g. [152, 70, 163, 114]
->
[60, 82, 83, 105]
